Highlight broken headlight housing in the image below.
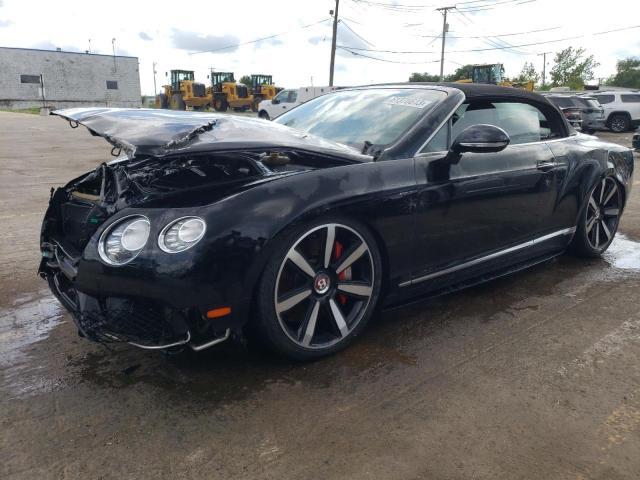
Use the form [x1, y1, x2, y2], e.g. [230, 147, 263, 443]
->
[158, 217, 206, 253]
[98, 215, 150, 265]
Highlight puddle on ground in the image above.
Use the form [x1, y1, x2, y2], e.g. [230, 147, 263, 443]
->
[603, 234, 640, 271]
[0, 290, 65, 398]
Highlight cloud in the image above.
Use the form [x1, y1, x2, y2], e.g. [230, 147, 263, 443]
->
[138, 31, 152, 41]
[171, 29, 240, 53]
[0, 19, 11, 27]
[259, 36, 283, 47]
[308, 35, 325, 46]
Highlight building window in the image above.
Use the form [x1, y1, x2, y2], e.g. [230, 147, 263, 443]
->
[106, 80, 118, 90]
[20, 74, 41, 84]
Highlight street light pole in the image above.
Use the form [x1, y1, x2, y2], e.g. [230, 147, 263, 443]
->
[329, 0, 340, 87]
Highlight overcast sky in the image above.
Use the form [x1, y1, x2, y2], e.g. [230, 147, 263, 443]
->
[0, 0, 638, 94]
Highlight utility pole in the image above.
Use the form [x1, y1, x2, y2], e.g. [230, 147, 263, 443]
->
[539, 51, 551, 87]
[329, 0, 340, 86]
[152, 61, 158, 95]
[437, 6, 455, 81]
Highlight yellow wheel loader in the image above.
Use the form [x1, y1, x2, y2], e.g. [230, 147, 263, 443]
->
[156, 70, 211, 111]
[210, 72, 254, 112]
[250, 74, 281, 112]
[456, 64, 534, 91]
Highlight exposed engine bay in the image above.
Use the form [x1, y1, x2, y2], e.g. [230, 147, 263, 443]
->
[67, 149, 336, 207]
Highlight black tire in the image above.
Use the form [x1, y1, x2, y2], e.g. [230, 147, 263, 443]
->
[258, 110, 270, 120]
[213, 97, 228, 112]
[251, 98, 260, 112]
[171, 93, 186, 111]
[609, 114, 630, 133]
[569, 176, 622, 257]
[156, 93, 168, 109]
[254, 217, 382, 360]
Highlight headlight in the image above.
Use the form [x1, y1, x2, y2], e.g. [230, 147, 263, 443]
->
[98, 215, 150, 265]
[158, 217, 206, 253]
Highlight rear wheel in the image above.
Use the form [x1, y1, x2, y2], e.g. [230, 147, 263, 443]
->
[255, 219, 382, 360]
[609, 114, 630, 133]
[569, 177, 622, 257]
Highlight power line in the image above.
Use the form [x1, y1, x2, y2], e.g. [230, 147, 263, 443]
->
[416, 26, 558, 38]
[453, 9, 530, 55]
[337, 46, 439, 63]
[456, 0, 536, 12]
[336, 24, 640, 55]
[189, 18, 330, 54]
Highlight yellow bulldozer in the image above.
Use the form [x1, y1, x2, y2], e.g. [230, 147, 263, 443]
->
[456, 64, 534, 91]
[210, 71, 255, 112]
[156, 70, 211, 111]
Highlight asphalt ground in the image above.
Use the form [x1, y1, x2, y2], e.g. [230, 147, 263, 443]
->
[1, 111, 639, 479]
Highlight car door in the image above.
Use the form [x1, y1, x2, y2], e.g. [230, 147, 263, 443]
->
[273, 90, 297, 117]
[408, 100, 563, 290]
[621, 93, 640, 122]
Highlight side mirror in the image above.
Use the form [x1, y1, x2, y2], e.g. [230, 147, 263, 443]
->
[271, 98, 279, 105]
[450, 124, 510, 154]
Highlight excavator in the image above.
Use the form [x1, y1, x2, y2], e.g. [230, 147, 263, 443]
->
[156, 70, 211, 111]
[456, 64, 534, 91]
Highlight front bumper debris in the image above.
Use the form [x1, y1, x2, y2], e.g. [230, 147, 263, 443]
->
[41, 255, 231, 352]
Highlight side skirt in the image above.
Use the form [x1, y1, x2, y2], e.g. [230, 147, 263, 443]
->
[382, 250, 563, 312]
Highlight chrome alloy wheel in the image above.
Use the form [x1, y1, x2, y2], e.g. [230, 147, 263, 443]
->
[274, 223, 375, 349]
[586, 177, 621, 250]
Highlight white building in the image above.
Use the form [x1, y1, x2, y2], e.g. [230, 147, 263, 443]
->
[0, 46, 141, 109]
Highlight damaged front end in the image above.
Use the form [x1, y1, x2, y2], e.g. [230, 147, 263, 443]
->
[39, 108, 368, 351]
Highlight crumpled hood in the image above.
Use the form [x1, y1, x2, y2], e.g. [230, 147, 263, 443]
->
[52, 108, 369, 161]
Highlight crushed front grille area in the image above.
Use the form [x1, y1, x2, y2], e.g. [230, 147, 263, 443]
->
[48, 272, 190, 347]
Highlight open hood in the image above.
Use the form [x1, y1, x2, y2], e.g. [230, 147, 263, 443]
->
[52, 108, 369, 161]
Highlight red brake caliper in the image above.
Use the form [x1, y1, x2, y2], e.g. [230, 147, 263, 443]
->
[334, 241, 350, 305]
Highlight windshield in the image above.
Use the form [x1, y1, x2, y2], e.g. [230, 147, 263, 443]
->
[274, 88, 446, 148]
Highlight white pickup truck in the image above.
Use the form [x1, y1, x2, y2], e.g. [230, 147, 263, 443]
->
[257, 86, 338, 120]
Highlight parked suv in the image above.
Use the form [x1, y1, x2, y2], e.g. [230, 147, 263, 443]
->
[544, 94, 605, 133]
[589, 91, 640, 132]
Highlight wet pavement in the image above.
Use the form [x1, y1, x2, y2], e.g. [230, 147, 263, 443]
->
[1, 112, 639, 479]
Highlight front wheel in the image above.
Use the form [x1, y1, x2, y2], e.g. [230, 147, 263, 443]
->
[569, 177, 622, 257]
[609, 114, 630, 133]
[255, 219, 382, 360]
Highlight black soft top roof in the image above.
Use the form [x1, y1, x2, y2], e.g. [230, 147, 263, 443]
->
[360, 82, 552, 104]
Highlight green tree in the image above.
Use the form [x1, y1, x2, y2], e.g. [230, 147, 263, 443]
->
[549, 47, 599, 90]
[513, 61, 540, 85]
[409, 72, 441, 82]
[606, 57, 640, 88]
[239, 75, 252, 86]
[444, 64, 474, 82]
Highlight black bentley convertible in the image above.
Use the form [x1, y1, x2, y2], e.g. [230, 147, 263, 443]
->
[40, 84, 634, 359]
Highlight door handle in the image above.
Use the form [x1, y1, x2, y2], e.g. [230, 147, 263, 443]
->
[536, 160, 555, 172]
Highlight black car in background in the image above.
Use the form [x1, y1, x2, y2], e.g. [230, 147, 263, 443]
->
[544, 94, 605, 133]
[40, 84, 634, 360]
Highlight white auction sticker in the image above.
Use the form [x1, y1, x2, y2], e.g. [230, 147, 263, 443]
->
[384, 96, 431, 109]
